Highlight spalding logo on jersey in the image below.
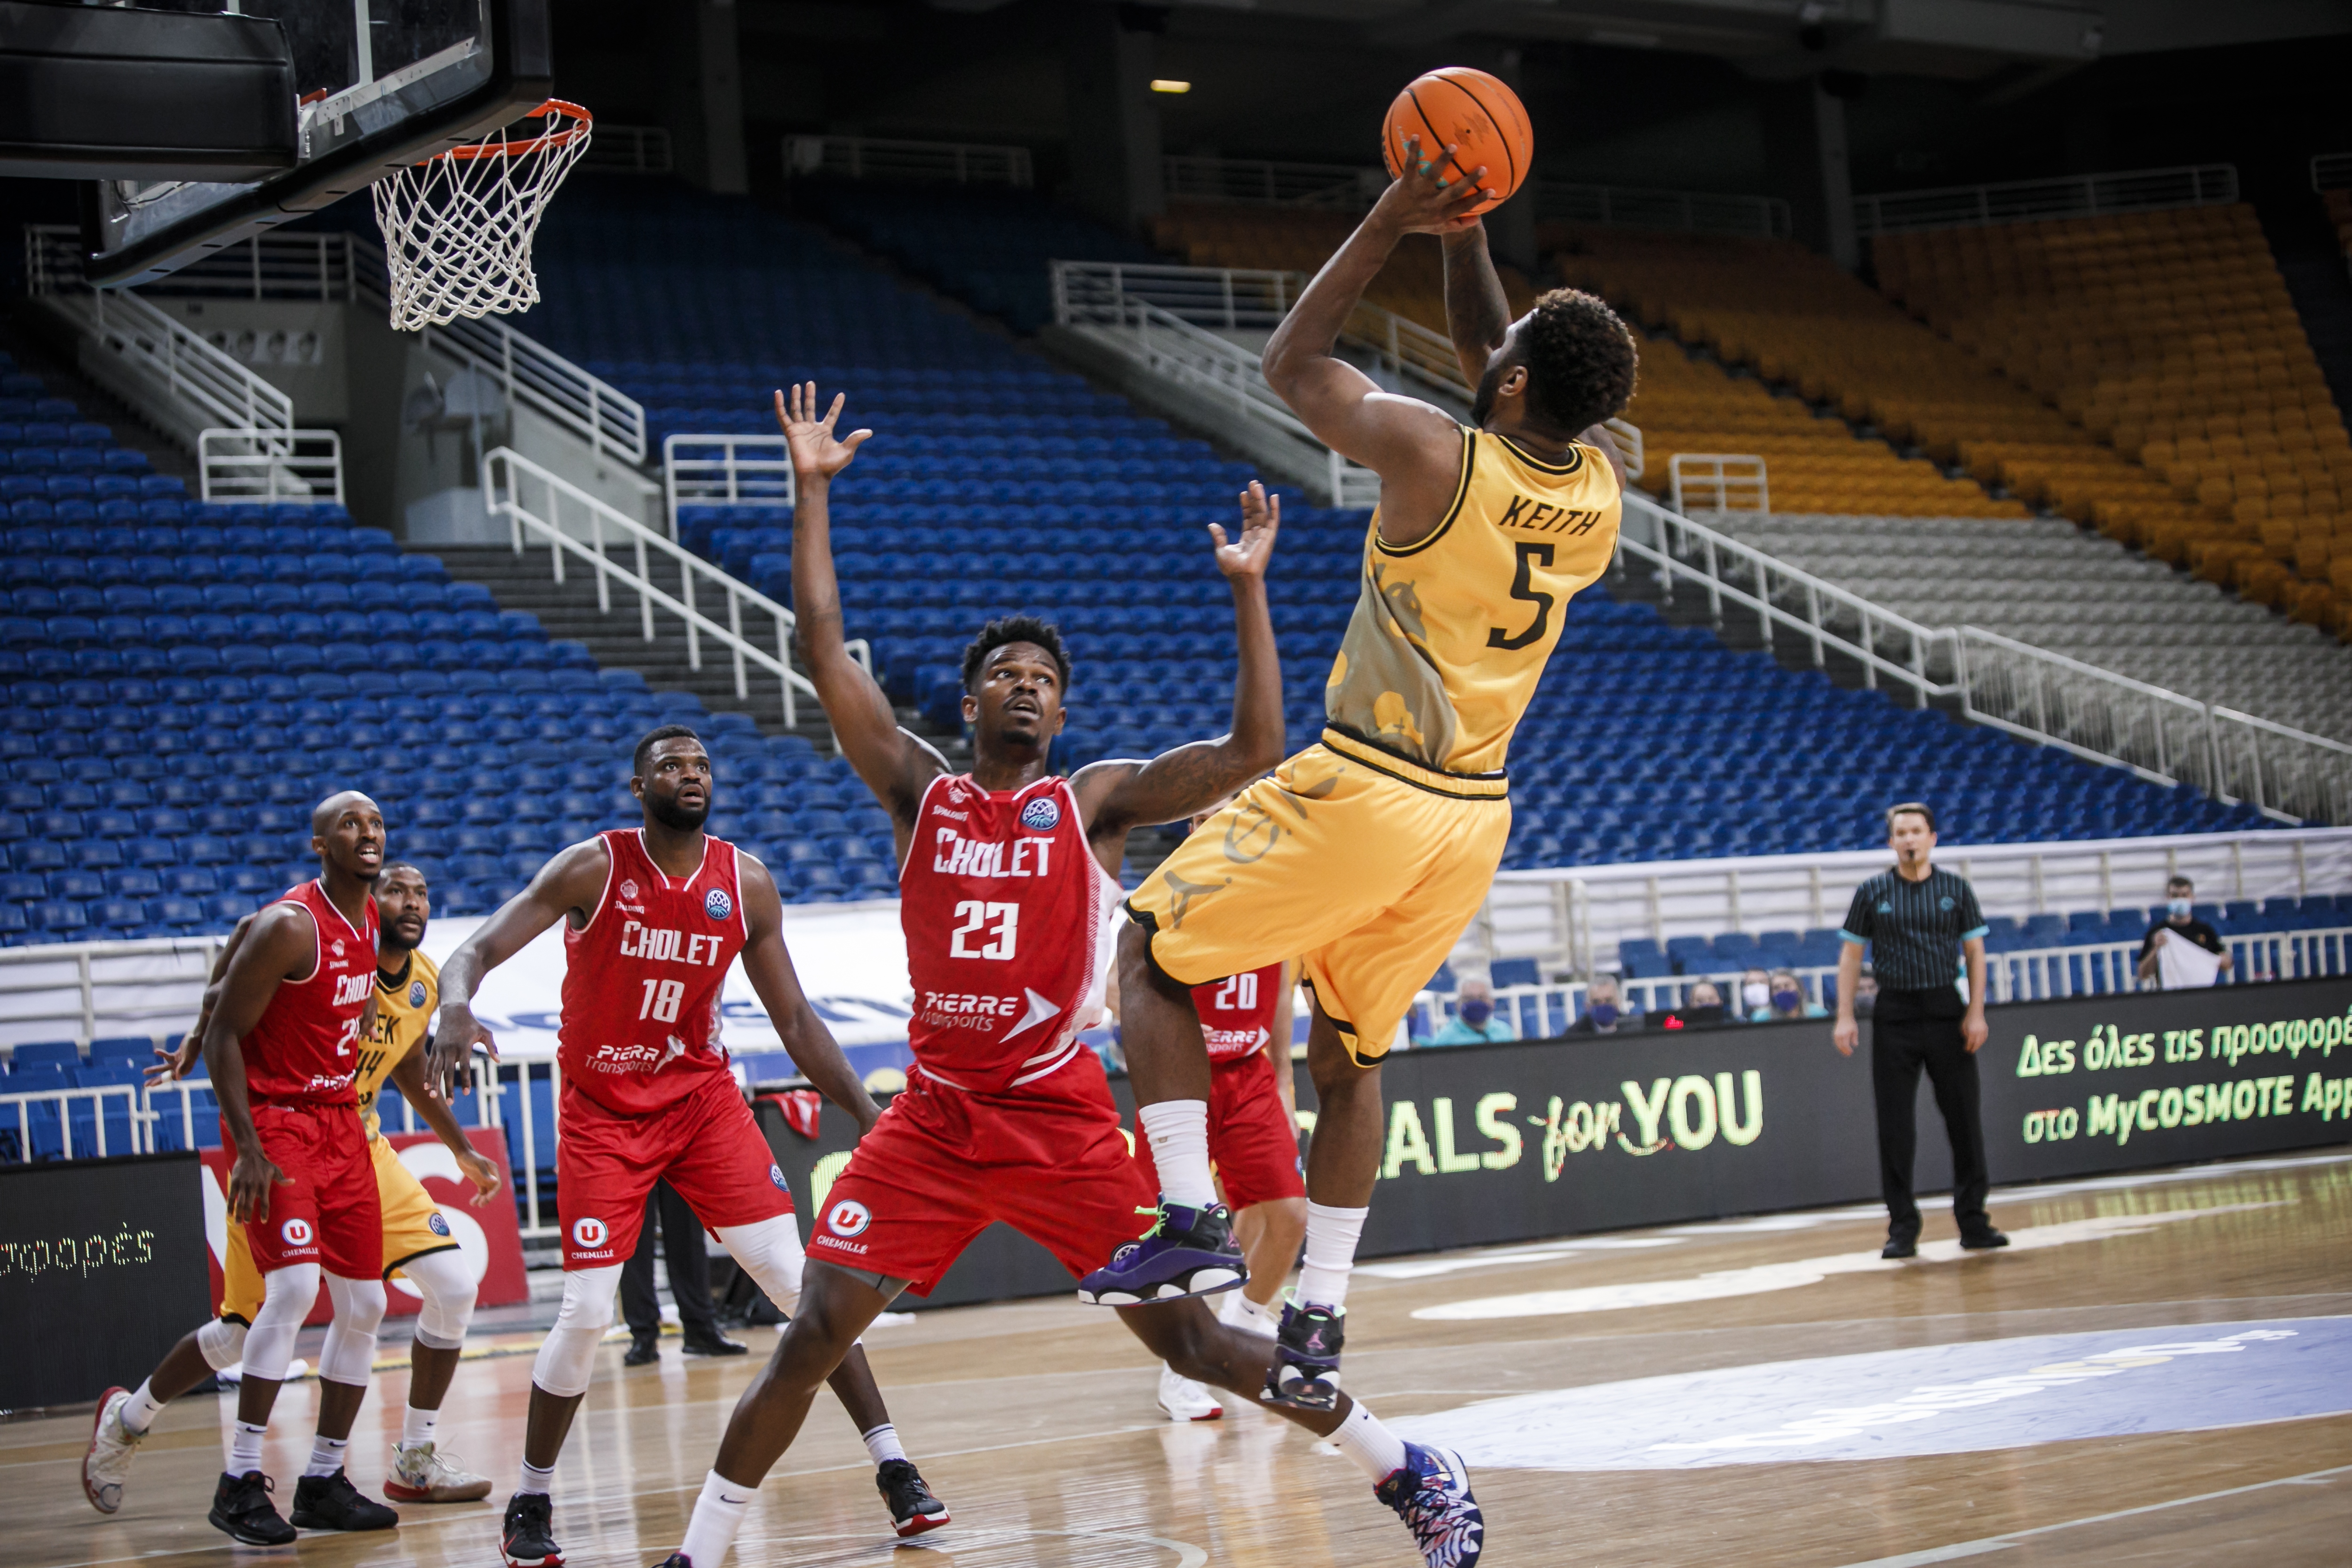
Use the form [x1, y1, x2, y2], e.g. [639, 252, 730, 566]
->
[826, 1199, 871, 1237]
[1020, 796, 1062, 832]
[408, 980, 427, 1008]
[705, 888, 733, 921]
[572, 1216, 609, 1250]
[281, 1218, 314, 1246]
[428, 1212, 450, 1236]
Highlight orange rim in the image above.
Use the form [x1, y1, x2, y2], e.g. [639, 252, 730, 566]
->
[423, 99, 592, 164]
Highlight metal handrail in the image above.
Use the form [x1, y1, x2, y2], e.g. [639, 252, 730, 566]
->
[1537, 181, 1793, 239]
[25, 224, 294, 440]
[0, 1082, 149, 1162]
[581, 124, 674, 175]
[1667, 454, 1767, 516]
[483, 446, 864, 731]
[198, 427, 345, 504]
[1854, 163, 2239, 235]
[786, 134, 1033, 188]
[663, 434, 794, 537]
[1162, 155, 1380, 208]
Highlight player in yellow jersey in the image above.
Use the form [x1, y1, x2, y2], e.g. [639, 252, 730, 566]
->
[87, 863, 505, 1518]
[1089, 143, 1638, 1419]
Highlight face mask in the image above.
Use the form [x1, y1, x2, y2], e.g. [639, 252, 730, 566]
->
[1741, 982, 1770, 1009]
[1772, 988, 1802, 1013]
[1589, 1003, 1619, 1028]
[2169, 898, 2193, 919]
[1460, 1000, 1494, 1026]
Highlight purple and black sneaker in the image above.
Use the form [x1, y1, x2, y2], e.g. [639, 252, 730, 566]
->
[1376, 1443, 1484, 1568]
[1076, 1199, 1247, 1305]
[1264, 1298, 1345, 1409]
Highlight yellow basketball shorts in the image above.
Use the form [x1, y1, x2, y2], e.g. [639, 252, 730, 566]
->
[220, 1133, 457, 1322]
[1126, 727, 1510, 1066]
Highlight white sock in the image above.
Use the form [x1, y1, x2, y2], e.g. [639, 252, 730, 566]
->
[303, 1432, 350, 1479]
[119, 1378, 167, 1436]
[516, 1459, 556, 1497]
[1296, 1202, 1369, 1310]
[860, 1423, 907, 1467]
[400, 1405, 438, 1449]
[1139, 1101, 1216, 1208]
[1329, 1400, 1409, 1483]
[679, 1470, 757, 1568]
[228, 1420, 267, 1475]
[1229, 1291, 1279, 1335]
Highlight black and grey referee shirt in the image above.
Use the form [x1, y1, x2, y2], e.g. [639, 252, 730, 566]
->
[1840, 867, 1988, 992]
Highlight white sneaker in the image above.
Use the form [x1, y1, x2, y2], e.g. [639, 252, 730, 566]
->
[82, 1386, 145, 1515]
[384, 1441, 493, 1503]
[1221, 1291, 1279, 1340]
[1157, 1364, 1224, 1422]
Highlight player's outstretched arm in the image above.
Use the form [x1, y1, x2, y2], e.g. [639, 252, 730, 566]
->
[734, 854, 882, 1133]
[1262, 141, 1486, 498]
[150, 909, 257, 1085]
[388, 1039, 503, 1205]
[1580, 419, 1629, 494]
[776, 384, 948, 836]
[1439, 222, 1512, 388]
[430, 837, 610, 1094]
[1075, 483, 1285, 850]
[200, 903, 314, 1224]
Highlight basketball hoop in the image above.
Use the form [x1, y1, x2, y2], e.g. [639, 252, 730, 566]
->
[372, 99, 592, 332]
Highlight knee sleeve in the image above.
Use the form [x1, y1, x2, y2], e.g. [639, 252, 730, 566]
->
[532, 1265, 620, 1399]
[197, 1317, 249, 1373]
[241, 1262, 321, 1385]
[319, 1274, 387, 1387]
[717, 1215, 805, 1319]
[400, 1249, 479, 1351]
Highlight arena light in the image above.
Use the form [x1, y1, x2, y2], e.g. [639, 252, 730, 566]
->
[1150, 79, 1192, 94]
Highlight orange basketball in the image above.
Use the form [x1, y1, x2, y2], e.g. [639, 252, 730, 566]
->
[1380, 67, 1532, 216]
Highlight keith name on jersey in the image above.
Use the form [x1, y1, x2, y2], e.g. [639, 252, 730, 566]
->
[931, 826, 1053, 879]
[617, 919, 730, 966]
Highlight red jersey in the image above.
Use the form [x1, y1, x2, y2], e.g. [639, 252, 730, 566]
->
[241, 880, 378, 1106]
[899, 772, 1121, 1096]
[1193, 961, 1285, 1064]
[561, 829, 747, 1116]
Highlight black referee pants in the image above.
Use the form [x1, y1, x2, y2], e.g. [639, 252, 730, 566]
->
[1870, 1009, 1991, 1239]
[620, 1180, 717, 1337]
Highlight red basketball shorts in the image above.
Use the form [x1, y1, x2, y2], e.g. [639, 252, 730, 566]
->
[1132, 1049, 1305, 1213]
[806, 1055, 1156, 1296]
[237, 1100, 381, 1280]
[556, 1071, 792, 1269]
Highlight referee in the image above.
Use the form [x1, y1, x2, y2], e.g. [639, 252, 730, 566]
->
[1833, 802, 2009, 1259]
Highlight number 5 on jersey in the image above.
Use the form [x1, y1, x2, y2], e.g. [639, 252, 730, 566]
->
[950, 900, 1018, 960]
[639, 978, 686, 1022]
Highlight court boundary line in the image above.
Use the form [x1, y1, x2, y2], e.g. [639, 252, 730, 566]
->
[1828, 1461, 2352, 1566]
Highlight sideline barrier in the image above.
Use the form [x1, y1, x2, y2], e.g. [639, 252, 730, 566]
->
[756, 978, 2352, 1309]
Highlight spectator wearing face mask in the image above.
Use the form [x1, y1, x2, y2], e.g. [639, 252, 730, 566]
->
[1427, 974, 1520, 1045]
[1735, 967, 1772, 1020]
[2136, 876, 2232, 988]
[1654, 980, 1730, 1028]
[1749, 969, 1827, 1021]
[1570, 975, 1639, 1034]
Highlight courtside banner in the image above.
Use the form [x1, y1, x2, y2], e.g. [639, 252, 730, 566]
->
[198, 1128, 530, 1326]
[0, 1152, 211, 1411]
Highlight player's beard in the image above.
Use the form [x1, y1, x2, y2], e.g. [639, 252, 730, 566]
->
[1470, 355, 1509, 427]
[646, 791, 709, 832]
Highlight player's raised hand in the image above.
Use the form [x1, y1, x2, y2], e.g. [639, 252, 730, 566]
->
[1210, 480, 1280, 581]
[775, 382, 872, 480]
[1375, 135, 1492, 234]
[226, 1143, 290, 1225]
[428, 1000, 497, 1098]
[456, 1145, 504, 1206]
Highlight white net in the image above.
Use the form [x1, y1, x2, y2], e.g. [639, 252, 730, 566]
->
[371, 99, 592, 332]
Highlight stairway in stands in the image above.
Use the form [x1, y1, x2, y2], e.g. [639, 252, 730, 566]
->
[0, 314, 201, 493]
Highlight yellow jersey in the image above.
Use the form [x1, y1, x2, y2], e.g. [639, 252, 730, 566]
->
[1326, 426, 1621, 776]
[356, 948, 439, 1141]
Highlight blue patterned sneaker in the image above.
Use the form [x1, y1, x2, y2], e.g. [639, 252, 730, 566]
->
[1375, 1443, 1484, 1568]
[1264, 1298, 1345, 1409]
[1076, 1200, 1247, 1305]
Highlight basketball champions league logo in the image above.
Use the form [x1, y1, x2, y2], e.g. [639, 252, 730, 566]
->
[1020, 796, 1062, 831]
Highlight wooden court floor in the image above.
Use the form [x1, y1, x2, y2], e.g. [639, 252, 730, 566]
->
[9, 1146, 2352, 1568]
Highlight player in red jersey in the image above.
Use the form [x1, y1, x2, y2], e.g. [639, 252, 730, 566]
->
[429, 727, 947, 1568]
[79, 792, 403, 1544]
[641, 385, 1478, 1568]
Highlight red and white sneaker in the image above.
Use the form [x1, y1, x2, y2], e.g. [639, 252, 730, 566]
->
[1157, 1365, 1224, 1421]
[82, 1386, 144, 1515]
[385, 1440, 493, 1503]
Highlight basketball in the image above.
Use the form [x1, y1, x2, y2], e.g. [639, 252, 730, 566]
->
[1379, 66, 1532, 214]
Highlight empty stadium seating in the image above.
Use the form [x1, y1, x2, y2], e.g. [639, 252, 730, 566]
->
[1874, 204, 2352, 630]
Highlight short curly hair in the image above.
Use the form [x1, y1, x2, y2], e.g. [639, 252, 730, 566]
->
[1520, 288, 1639, 434]
[962, 614, 1071, 693]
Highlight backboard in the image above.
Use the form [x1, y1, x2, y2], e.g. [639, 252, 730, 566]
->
[82, 0, 550, 288]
